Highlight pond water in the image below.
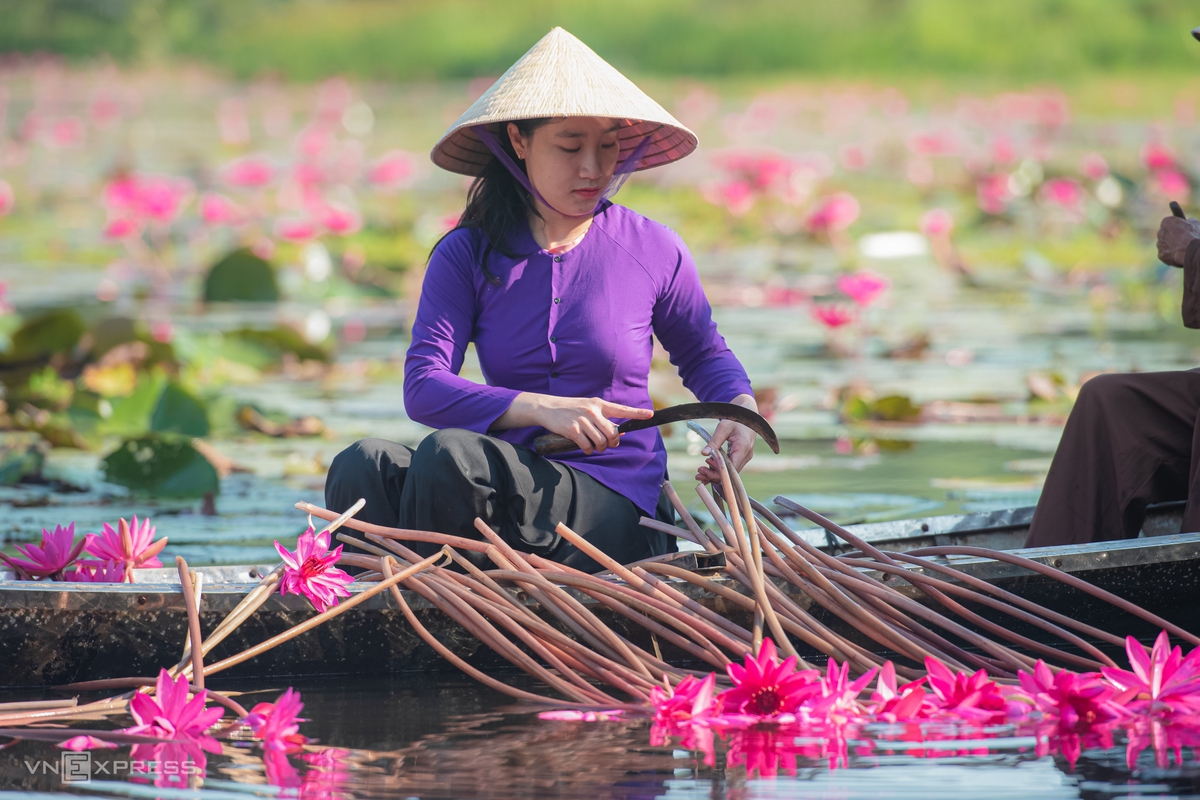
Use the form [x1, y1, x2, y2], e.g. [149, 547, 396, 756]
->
[2, 675, 1199, 799]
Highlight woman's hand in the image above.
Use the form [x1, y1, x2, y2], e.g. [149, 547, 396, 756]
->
[495, 392, 654, 455]
[696, 393, 758, 484]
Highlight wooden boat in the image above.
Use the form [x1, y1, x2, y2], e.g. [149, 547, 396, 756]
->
[1, 501, 1196, 687]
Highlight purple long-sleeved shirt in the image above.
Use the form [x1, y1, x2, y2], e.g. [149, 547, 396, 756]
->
[403, 201, 753, 515]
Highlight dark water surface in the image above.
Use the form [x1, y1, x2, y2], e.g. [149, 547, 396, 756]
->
[2, 674, 1200, 799]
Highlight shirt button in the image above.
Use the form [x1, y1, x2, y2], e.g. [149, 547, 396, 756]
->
[554, 256, 562, 262]
[551, 371, 559, 378]
[553, 297, 561, 304]
[550, 336, 557, 343]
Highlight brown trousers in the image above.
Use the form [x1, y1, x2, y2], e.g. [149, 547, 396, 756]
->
[1025, 370, 1200, 547]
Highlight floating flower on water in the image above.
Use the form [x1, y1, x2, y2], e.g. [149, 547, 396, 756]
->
[920, 208, 954, 238]
[1080, 152, 1109, 180]
[1018, 660, 1126, 727]
[223, 155, 274, 188]
[806, 193, 859, 234]
[1141, 142, 1176, 172]
[84, 516, 167, 582]
[0, 523, 86, 580]
[1153, 170, 1190, 198]
[869, 661, 931, 722]
[368, 150, 416, 189]
[836, 270, 889, 307]
[199, 192, 240, 226]
[810, 304, 856, 330]
[717, 638, 820, 718]
[63, 560, 124, 583]
[244, 687, 308, 752]
[1101, 632, 1200, 717]
[650, 673, 716, 725]
[275, 217, 320, 243]
[806, 659, 877, 720]
[58, 735, 118, 751]
[103, 217, 141, 239]
[0, 180, 13, 216]
[316, 203, 362, 236]
[703, 179, 754, 216]
[924, 657, 1010, 724]
[537, 709, 624, 722]
[124, 669, 224, 747]
[1039, 178, 1086, 213]
[976, 173, 1013, 215]
[103, 174, 192, 225]
[275, 527, 354, 612]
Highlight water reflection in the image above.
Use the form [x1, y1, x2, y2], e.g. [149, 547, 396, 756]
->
[3, 676, 1200, 799]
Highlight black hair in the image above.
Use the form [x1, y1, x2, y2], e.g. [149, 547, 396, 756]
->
[431, 118, 551, 286]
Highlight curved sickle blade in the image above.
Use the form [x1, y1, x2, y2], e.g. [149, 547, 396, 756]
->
[532, 402, 780, 456]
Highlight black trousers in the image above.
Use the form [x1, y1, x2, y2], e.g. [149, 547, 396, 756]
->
[1025, 370, 1200, 547]
[324, 428, 677, 573]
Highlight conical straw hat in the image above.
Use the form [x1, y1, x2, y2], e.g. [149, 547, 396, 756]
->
[431, 27, 698, 176]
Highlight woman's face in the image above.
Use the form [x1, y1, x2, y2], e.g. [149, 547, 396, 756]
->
[507, 116, 623, 217]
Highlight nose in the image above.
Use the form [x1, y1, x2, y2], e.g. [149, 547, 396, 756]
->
[579, 148, 603, 180]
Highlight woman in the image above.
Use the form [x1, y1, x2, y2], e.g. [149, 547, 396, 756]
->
[325, 28, 758, 572]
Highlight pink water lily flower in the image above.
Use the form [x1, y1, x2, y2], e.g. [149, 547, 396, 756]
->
[1019, 660, 1127, 726]
[275, 527, 353, 612]
[717, 638, 821, 718]
[805, 659, 877, 720]
[59, 735, 118, 751]
[85, 516, 167, 582]
[223, 155, 275, 188]
[1101, 632, 1200, 716]
[924, 657, 1010, 724]
[869, 661, 932, 722]
[64, 560, 124, 583]
[0, 523, 86, 580]
[810, 304, 856, 330]
[650, 673, 716, 725]
[806, 192, 859, 234]
[244, 687, 308, 752]
[123, 669, 224, 750]
[836, 270, 889, 307]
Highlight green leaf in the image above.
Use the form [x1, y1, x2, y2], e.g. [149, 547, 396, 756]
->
[101, 434, 219, 498]
[1, 309, 85, 362]
[102, 371, 168, 437]
[203, 247, 280, 303]
[873, 395, 923, 422]
[150, 381, 210, 438]
[229, 326, 331, 363]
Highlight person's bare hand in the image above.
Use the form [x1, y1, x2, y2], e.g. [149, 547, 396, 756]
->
[695, 393, 758, 484]
[497, 393, 653, 455]
[1157, 216, 1200, 267]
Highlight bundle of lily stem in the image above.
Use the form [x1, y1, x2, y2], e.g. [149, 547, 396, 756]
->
[1, 427, 1196, 728]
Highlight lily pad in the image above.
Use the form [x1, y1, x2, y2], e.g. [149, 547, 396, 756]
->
[2, 309, 85, 362]
[229, 326, 331, 363]
[101, 434, 219, 498]
[150, 381, 210, 437]
[203, 248, 280, 303]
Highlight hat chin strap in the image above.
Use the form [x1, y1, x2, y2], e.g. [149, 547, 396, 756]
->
[473, 125, 651, 218]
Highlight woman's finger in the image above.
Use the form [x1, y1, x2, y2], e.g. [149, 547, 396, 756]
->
[585, 409, 620, 448]
[703, 420, 734, 456]
[600, 401, 655, 420]
[579, 418, 612, 453]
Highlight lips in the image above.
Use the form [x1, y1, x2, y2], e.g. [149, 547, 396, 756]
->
[573, 187, 600, 198]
